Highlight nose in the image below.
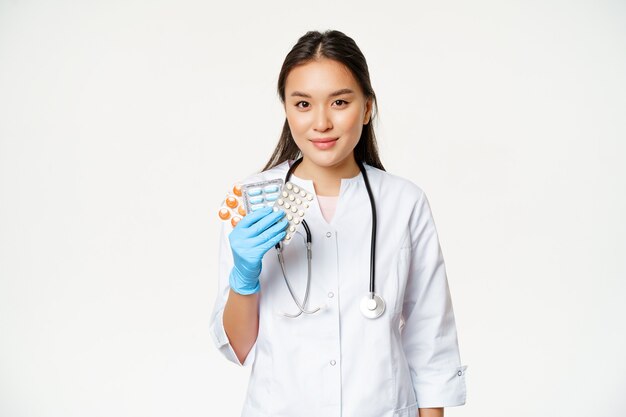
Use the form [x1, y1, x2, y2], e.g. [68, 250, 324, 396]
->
[313, 106, 332, 132]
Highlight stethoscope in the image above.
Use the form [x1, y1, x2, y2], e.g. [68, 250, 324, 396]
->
[275, 157, 385, 319]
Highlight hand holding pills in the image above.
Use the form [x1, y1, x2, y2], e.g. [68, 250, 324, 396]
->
[228, 207, 288, 295]
[218, 179, 314, 245]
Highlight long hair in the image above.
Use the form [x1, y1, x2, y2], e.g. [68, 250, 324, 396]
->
[262, 30, 385, 172]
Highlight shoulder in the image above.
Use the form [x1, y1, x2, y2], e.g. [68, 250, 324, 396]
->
[363, 164, 426, 204]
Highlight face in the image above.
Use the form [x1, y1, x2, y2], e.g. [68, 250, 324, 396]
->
[283, 58, 372, 171]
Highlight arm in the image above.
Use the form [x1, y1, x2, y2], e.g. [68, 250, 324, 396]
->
[402, 191, 467, 407]
[209, 220, 254, 366]
[223, 289, 259, 364]
[419, 408, 444, 417]
[209, 207, 287, 366]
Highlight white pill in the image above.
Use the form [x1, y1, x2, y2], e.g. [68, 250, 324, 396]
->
[288, 194, 295, 201]
[287, 214, 293, 221]
[299, 190, 306, 197]
[304, 203, 309, 209]
[295, 198, 302, 205]
[294, 218, 300, 225]
[298, 210, 304, 217]
[286, 183, 293, 190]
[291, 206, 297, 213]
[285, 235, 291, 240]
[306, 194, 313, 201]
[277, 199, 284, 205]
[293, 186, 300, 193]
[289, 226, 296, 232]
[282, 191, 288, 198]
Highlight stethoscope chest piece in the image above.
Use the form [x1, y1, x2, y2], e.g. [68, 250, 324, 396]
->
[360, 293, 385, 319]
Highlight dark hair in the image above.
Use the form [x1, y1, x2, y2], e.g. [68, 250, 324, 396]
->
[262, 29, 385, 172]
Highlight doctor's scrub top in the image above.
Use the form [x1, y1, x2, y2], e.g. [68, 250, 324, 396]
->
[209, 160, 467, 417]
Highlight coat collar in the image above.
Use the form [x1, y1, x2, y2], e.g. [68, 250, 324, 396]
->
[271, 159, 368, 197]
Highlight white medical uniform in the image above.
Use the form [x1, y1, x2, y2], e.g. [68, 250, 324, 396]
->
[210, 160, 467, 417]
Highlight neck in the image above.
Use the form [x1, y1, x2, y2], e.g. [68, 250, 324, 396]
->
[293, 155, 361, 196]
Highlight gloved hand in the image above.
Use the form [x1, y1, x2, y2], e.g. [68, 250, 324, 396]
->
[228, 206, 288, 295]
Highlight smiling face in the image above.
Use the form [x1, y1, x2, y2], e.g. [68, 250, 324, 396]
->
[284, 58, 372, 175]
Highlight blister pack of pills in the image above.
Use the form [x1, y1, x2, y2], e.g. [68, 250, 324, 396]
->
[241, 179, 283, 213]
[218, 184, 246, 228]
[273, 181, 314, 244]
[218, 179, 314, 244]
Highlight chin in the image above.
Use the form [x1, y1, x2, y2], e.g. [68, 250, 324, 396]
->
[304, 152, 352, 169]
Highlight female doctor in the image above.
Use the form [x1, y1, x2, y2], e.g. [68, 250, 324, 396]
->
[210, 30, 467, 417]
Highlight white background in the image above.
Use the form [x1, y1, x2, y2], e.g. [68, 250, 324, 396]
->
[1, 1, 625, 416]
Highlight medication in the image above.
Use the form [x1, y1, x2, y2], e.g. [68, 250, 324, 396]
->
[241, 179, 284, 213]
[273, 181, 313, 244]
[218, 179, 314, 245]
[225, 196, 238, 208]
[217, 183, 245, 227]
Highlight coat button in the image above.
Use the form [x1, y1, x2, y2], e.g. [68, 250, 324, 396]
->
[328, 292, 334, 298]
[457, 370, 463, 376]
[330, 360, 336, 366]
[326, 232, 332, 238]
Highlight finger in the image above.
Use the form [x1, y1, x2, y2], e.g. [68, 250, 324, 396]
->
[248, 209, 286, 236]
[235, 206, 273, 229]
[257, 229, 288, 254]
[250, 219, 289, 247]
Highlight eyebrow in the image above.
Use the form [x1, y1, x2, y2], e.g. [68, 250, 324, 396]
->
[290, 88, 355, 98]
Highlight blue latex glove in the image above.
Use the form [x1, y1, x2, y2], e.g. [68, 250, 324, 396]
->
[228, 206, 288, 295]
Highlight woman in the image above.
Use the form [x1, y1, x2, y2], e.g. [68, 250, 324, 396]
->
[210, 29, 467, 417]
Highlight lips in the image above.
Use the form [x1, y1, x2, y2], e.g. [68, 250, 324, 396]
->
[310, 137, 338, 143]
[310, 137, 338, 150]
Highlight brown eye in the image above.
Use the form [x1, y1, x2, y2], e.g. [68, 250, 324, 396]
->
[333, 99, 348, 106]
[296, 101, 310, 109]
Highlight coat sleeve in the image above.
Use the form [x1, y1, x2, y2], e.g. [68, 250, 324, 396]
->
[208, 220, 257, 367]
[401, 190, 467, 407]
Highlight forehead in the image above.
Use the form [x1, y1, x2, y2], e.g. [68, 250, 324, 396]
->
[285, 58, 361, 95]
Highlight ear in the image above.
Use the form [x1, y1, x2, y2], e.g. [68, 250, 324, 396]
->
[363, 98, 373, 125]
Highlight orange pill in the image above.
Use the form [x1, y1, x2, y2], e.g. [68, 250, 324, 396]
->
[225, 196, 238, 209]
[238, 205, 247, 216]
[233, 184, 242, 197]
[218, 208, 231, 220]
[231, 216, 242, 227]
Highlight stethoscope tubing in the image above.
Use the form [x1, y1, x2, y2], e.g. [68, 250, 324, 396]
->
[276, 157, 381, 318]
[359, 159, 377, 296]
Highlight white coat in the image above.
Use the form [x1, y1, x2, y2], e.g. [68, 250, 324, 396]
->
[210, 160, 467, 417]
